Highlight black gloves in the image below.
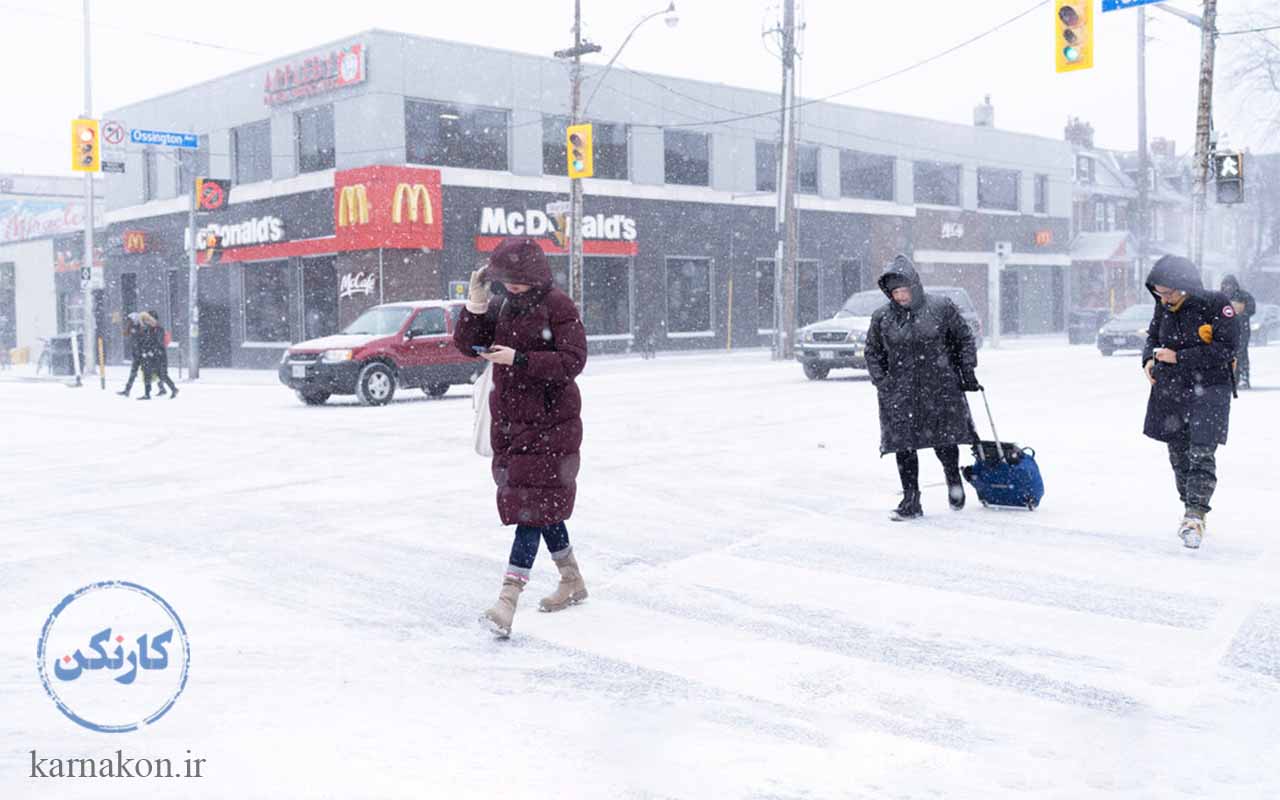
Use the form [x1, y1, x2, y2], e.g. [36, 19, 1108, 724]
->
[960, 369, 983, 393]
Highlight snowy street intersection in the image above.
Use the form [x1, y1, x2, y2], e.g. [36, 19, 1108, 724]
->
[3, 340, 1280, 799]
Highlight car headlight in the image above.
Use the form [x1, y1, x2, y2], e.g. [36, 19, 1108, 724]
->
[322, 349, 353, 363]
[803, 330, 814, 342]
[846, 330, 864, 343]
[1135, 329, 1146, 335]
[1252, 322, 1261, 331]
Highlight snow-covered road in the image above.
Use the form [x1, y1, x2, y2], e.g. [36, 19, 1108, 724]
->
[3, 341, 1279, 799]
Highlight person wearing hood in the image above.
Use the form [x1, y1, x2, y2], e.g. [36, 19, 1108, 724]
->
[116, 312, 147, 397]
[1219, 275, 1257, 389]
[453, 237, 589, 638]
[1143, 255, 1238, 548]
[140, 310, 178, 400]
[864, 255, 981, 521]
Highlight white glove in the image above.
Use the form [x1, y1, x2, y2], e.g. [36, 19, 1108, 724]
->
[466, 267, 491, 314]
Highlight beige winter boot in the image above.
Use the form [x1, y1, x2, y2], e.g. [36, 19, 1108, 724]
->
[482, 575, 526, 638]
[539, 549, 589, 612]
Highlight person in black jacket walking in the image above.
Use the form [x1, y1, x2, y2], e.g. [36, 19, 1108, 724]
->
[135, 312, 178, 400]
[117, 313, 147, 397]
[865, 255, 981, 521]
[1220, 275, 1257, 389]
[1143, 256, 1238, 548]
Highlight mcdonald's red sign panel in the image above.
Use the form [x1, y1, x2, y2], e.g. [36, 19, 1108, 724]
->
[334, 165, 443, 251]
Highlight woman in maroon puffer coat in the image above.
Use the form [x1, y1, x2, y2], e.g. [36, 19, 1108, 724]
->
[454, 237, 589, 638]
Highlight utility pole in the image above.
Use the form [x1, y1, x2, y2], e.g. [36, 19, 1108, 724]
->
[1189, 0, 1218, 268]
[555, 0, 600, 306]
[1135, 6, 1149, 299]
[773, 0, 798, 360]
[186, 165, 200, 379]
[80, 0, 96, 387]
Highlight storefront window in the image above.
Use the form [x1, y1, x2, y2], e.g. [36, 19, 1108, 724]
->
[756, 259, 775, 332]
[978, 167, 1020, 211]
[755, 141, 777, 193]
[405, 99, 509, 171]
[296, 105, 335, 173]
[797, 145, 819, 194]
[582, 257, 630, 337]
[666, 257, 712, 333]
[913, 161, 961, 206]
[302, 256, 338, 340]
[840, 150, 894, 201]
[541, 117, 628, 179]
[175, 138, 210, 198]
[664, 130, 709, 186]
[757, 259, 820, 330]
[1035, 174, 1049, 213]
[0, 262, 14, 350]
[233, 120, 272, 185]
[120, 273, 138, 317]
[142, 149, 159, 202]
[242, 260, 291, 342]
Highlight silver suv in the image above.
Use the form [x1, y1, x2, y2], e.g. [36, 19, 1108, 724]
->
[796, 287, 984, 380]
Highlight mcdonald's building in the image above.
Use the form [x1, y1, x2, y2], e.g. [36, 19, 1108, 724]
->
[97, 29, 1072, 368]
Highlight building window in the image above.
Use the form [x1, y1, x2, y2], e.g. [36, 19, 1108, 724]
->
[913, 161, 961, 206]
[1034, 174, 1049, 214]
[233, 120, 272, 185]
[664, 130, 709, 186]
[665, 257, 712, 332]
[296, 105, 335, 173]
[142, 149, 159, 202]
[978, 167, 1020, 211]
[1114, 201, 1128, 231]
[756, 259, 775, 332]
[583, 257, 630, 336]
[1076, 155, 1094, 184]
[242, 260, 291, 342]
[405, 99, 509, 171]
[1095, 203, 1108, 231]
[174, 138, 210, 197]
[797, 144, 819, 194]
[755, 141, 777, 193]
[839, 150, 894, 201]
[541, 117, 627, 179]
[301, 256, 338, 340]
[0, 262, 15, 350]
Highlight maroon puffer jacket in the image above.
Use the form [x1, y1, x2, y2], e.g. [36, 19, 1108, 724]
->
[454, 238, 588, 526]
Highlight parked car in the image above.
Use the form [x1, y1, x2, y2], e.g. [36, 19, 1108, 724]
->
[1096, 303, 1152, 356]
[1252, 304, 1280, 346]
[795, 286, 983, 380]
[278, 300, 481, 405]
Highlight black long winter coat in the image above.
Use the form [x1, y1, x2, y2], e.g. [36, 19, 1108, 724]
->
[1220, 274, 1256, 354]
[1143, 256, 1237, 446]
[865, 256, 978, 455]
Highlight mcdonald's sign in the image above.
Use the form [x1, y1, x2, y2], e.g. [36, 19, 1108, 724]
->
[338, 184, 369, 227]
[333, 166, 442, 251]
[123, 230, 148, 253]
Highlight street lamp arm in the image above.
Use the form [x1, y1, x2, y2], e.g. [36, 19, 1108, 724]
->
[582, 3, 676, 117]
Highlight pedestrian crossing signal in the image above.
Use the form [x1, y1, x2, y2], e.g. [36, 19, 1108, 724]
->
[1055, 1, 1093, 73]
[71, 118, 100, 172]
[566, 123, 594, 179]
[1214, 152, 1244, 205]
[203, 232, 222, 264]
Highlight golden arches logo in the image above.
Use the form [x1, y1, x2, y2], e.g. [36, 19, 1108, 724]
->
[392, 183, 433, 225]
[338, 184, 369, 226]
[123, 231, 147, 253]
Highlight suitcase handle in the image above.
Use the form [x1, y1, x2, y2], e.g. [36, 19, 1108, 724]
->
[978, 388, 1008, 465]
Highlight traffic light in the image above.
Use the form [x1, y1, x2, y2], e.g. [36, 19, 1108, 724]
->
[1215, 152, 1244, 205]
[1055, 1, 1093, 73]
[203, 232, 222, 264]
[71, 118, 100, 172]
[566, 123, 594, 179]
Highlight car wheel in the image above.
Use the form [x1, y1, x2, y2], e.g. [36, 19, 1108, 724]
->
[296, 389, 330, 406]
[802, 363, 829, 380]
[356, 362, 397, 406]
[1099, 348, 1114, 357]
[424, 383, 449, 398]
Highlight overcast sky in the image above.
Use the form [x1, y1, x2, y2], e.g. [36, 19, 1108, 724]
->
[1, 0, 1275, 176]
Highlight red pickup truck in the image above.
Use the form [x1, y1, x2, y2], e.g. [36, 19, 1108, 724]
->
[278, 300, 481, 405]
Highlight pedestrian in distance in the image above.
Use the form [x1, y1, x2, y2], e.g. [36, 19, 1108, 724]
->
[1219, 275, 1257, 390]
[117, 313, 147, 397]
[453, 237, 589, 638]
[1144, 256, 1238, 549]
[142, 310, 178, 399]
[865, 255, 982, 521]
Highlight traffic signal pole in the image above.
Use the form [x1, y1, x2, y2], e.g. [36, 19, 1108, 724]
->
[1135, 6, 1149, 299]
[774, 0, 798, 361]
[1189, 0, 1218, 268]
[80, 0, 96, 387]
[570, 0, 585, 307]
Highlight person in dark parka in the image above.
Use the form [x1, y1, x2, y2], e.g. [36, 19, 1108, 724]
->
[454, 237, 589, 637]
[1219, 275, 1257, 389]
[140, 310, 178, 399]
[865, 255, 981, 521]
[117, 313, 147, 397]
[1143, 255, 1238, 548]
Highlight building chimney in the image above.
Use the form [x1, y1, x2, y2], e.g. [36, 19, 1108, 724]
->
[1064, 117, 1095, 148]
[974, 94, 995, 128]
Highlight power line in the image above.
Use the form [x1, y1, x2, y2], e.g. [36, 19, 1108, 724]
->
[1218, 23, 1280, 36]
[0, 1, 265, 55]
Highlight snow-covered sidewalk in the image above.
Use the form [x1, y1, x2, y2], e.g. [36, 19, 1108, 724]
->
[3, 342, 1279, 799]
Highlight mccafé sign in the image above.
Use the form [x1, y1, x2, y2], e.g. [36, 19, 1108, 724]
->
[334, 166, 443, 251]
[476, 207, 639, 256]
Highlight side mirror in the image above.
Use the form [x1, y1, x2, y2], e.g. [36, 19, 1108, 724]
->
[404, 330, 418, 340]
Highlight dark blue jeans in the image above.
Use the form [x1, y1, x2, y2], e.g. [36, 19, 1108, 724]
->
[508, 523, 571, 570]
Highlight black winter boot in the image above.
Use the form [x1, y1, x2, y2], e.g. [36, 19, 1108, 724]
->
[946, 471, 966, 510]
[890, 491, 923, 521]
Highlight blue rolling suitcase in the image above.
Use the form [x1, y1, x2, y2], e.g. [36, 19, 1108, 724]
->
[961, 390, 1045, 510]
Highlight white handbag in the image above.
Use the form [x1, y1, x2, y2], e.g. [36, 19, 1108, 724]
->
[472, 362, 494, 457]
